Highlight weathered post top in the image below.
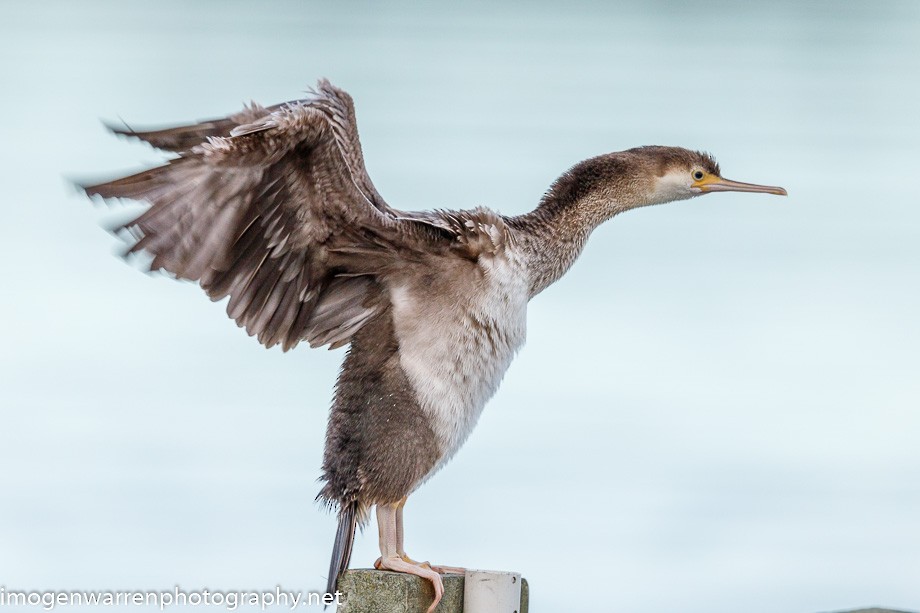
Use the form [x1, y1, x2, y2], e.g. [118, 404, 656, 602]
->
[336, 569, 529, 613]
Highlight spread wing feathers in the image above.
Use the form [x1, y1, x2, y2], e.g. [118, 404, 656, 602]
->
[105, 101, 278, 153]
[84, 81, 424, 351]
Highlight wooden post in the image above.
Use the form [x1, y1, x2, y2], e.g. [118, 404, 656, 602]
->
[336, 569, 529, 613]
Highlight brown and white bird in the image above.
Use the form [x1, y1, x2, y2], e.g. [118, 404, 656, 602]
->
[83, 80, 786, 612]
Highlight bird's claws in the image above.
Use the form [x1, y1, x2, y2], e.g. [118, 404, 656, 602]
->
[373, 555, 444, 612]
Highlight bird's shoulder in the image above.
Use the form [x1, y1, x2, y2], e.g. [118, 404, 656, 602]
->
[399, 207, 512, 261]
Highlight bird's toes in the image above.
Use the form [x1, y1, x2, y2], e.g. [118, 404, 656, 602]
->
[429, 563, 466, 575]
[373, 555, 444, 612]
[425, 573, 444, 613]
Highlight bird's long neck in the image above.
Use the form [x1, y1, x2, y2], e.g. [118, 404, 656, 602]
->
[507, 152, 666, 296]
[510, 175, 639, 297]
[509, 202, 598, 297]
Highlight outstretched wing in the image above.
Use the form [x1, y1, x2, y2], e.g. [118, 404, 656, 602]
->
[84, 80, 424, 351]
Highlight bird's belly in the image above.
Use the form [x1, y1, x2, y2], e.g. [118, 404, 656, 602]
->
[390, 256, 529, 475]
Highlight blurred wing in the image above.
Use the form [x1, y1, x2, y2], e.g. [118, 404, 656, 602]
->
[106, 101, 278, 154]
[84, 80, 416, 351]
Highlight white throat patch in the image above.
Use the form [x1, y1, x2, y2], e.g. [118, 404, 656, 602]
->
[648, 169, 698, 205]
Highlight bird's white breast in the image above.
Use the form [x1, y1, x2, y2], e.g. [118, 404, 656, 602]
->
[390, 251, 529, 477]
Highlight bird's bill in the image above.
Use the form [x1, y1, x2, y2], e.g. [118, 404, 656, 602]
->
[695, 175, 787, 196]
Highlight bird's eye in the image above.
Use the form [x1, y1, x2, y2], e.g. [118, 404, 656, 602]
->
[693, 170, 705, 181]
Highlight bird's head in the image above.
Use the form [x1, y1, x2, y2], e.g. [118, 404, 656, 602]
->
[535, 145, 787, 226]
[635, 145, 787, 206]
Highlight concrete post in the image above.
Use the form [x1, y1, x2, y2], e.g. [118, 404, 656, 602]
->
[335, 569, 529, 613]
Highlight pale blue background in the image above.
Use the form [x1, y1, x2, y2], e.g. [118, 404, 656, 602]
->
[1, 1, 919, 612]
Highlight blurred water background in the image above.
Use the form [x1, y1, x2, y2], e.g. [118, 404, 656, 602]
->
[1, 1, 919, 611]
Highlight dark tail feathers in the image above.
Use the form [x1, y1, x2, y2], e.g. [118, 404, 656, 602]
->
[325, 501, 358, 599]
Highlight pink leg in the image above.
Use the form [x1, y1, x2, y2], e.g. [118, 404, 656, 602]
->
[374, 502, 444, 613]
[395, 499, 466, 575]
